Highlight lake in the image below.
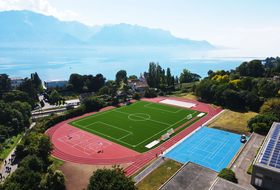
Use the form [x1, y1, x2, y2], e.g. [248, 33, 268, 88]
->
[0, 46, 269, 82]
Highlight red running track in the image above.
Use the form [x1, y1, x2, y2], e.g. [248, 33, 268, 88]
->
[45, 97, 223, 176]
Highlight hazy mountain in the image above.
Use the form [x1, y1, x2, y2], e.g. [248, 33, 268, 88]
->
[0, 10, 217, 50]
[87, 23, 216, 49]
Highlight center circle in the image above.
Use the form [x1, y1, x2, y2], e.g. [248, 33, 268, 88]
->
[128, 113, 151, 121]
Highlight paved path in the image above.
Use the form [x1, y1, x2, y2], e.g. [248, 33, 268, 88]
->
[0, 122, 36, 182]
[230, 133, 264, 190]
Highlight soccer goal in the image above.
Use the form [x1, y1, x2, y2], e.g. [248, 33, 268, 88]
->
[167, 128, 174, 135]
[187, 114, 192, 120]
[161, 133, 170, 141]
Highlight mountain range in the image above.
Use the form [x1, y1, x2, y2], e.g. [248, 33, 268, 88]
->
[0, 10, 217, 50]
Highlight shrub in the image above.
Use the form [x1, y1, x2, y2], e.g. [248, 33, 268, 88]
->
[218, 168, 236, 182]
[132, 92, 141, 99]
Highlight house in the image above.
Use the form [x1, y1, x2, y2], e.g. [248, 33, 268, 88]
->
[79, 92, 94, 102]
[44, 79, 68, 89]
[10, 77, 23, 90]
[251, 122, 280, 189]
[139, 72, 148, 82]
[128, 79, 148, 91]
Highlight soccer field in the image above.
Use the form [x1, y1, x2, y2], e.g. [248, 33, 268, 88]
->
[68, 100, 205, 153]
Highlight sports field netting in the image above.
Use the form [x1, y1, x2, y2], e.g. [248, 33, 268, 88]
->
[165, 127, 244, 171]
[68, 100, 205, 153]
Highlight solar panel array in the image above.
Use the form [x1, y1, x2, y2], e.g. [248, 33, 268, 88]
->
[260, 125, 280, 168]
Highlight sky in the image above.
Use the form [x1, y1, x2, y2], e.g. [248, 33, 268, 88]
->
[0, 0, 280, 54]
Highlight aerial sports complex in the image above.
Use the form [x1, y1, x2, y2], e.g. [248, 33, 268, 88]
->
[46, 97, 243, 176]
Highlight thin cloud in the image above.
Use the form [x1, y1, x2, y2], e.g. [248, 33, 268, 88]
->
[0, 0, 65, 18]
[65, 9, 79, 16]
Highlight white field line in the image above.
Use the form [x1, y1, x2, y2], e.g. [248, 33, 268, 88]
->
[71, 100, 198, 148]
[113, 109, 171, 126]
[144, 103, 183, 113]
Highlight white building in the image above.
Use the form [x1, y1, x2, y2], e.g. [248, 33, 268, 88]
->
[44, 79, 68, 89]
[10, 77, 23, 90]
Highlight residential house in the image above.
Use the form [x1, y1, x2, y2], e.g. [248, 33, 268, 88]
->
[10, 77, 23, 90]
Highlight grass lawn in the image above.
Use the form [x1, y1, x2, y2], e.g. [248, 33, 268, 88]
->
[68, 100, 205, 153]
[50, 156, 65, 169]
[0, 134, 21, 162]
[206, 109, 258, 136]
[135, 159, 183, 190]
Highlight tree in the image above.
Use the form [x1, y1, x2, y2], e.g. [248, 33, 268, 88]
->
[39, 166, 66, 190]
[37, 134, 54, 161]
[49, 90, 61, 105]
[144, 88, 157, 98]
[166, 68, 172, 86]
[179, 69, 192, 83]
[128, 75, 137, 79]
[260, 98, 280, 119]
[82, 96, 104, 113]
[146, 62, 157, 87]
[132, 92, 140, 99]
[208, 70, 214, 76]
[87, 165, 136, 190]
[18, 154, 44, 173]
[161, 69, 165, 84]
[116, 70, 127, 86]
[247, 114, 279, 133]
[218, 168, 236, 182]
[32, 72, 42, 90]
[0, 74, 11, 95]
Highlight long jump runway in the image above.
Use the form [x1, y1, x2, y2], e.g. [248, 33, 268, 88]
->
[46, 97, 223, 176]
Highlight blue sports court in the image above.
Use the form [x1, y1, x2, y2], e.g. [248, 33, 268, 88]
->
[165, 127, 244, 172]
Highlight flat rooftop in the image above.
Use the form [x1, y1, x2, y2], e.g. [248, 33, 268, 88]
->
[254, 122, 280, 173]
[209, 177, 250, 190]
[44, 79, 67, 82]
[159, 162, 218, 190]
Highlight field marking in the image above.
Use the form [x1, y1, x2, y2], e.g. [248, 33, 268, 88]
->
[144, 103, 183, 113]
[114, 109, 171, 126]
[128, 113, 151, 121]
[69, 100, 200, 148]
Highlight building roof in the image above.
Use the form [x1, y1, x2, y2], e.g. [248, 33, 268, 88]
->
[65, 99, 80, 104]
[159, 162, 218, 190]
[10, 77, 23, 80]
[44, 79, 67, 83]
[131, 81, 148, 88]
[254, 122, 280, 172]
[139, 72, 148, 79]
[209, 177, 250, 190]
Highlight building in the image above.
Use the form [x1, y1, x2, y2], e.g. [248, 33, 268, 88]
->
[128, 79, 148, 91]
[139, 72, 148, 82]
[44, 79, 68, 89]
[10, 77, 23, 90]
[79, 92, 94, 102]
[251, 122, 280, 189]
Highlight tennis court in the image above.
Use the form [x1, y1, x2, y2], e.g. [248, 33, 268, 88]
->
[165, 127, 243, 172]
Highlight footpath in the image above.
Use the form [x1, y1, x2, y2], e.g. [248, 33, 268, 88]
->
[0, 122, 36, 182]
[230, 133, 264, 190]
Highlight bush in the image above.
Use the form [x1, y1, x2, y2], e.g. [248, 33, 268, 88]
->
[158, 91, 165, 96]
[247, 114, 279, 133]
[218, 168, 236, 182]
[132, 92, 141, 99]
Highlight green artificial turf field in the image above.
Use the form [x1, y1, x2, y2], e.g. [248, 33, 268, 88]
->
[68, 100, 205, 153]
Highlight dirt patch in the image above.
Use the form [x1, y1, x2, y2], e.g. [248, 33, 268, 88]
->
[58, 162, 132, 190]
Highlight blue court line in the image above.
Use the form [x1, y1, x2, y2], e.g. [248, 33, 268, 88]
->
[165, 127, 244, 172]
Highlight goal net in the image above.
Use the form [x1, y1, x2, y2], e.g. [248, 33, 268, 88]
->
[187, 114, 192, 120]
[161, 133, 170, 141]
[167, 128, 174, 135]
